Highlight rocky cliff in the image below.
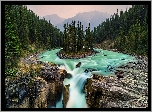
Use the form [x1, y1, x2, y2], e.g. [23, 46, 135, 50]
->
[84, 56, 148, 108]
[5, 53, 69, 108]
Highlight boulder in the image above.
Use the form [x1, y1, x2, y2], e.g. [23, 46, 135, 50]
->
[85, 74, 148, 108]
[58, 69, 72, 79]
[76, 62, 81, 68]
[41, 66, 59, 82]
[58, 69, 67, 75]
[65, 73, 72, 79]
[116, 74, 124, 79]
[115, 70, 124, 79]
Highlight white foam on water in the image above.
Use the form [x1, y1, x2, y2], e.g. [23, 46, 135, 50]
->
[39, 48, 137, 108]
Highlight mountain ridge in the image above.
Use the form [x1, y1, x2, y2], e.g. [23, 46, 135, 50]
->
[41, 11, 111, 31]
[41, 14, 65, 25]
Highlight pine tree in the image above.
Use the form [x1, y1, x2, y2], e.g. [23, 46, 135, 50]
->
[93, 5, 148, 56]
[5, 5, 21, 76]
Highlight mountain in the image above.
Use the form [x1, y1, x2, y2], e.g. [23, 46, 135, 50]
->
[40, 14, 65, 26]
[41, 11, 111, 31]
[56, 11, 111, 31]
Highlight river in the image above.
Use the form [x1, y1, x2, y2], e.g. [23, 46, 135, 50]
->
[38, 48, 137, 108]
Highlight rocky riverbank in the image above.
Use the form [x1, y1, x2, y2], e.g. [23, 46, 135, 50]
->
[5, 49, 148, 108]
[5, 53, 70, 108]
[84, 55, 148, 108]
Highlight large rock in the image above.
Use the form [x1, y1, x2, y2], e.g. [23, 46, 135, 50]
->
[85, 55, 148, 108]
[76, 62, 81, 68]
[5, 74, 64, 108]
[33, 77, 49, 108]
[5, 75, 48, 108]
[58, 69, 72, 79]
[41, 66, 59, 82]
[62, 84, 70, 108]
[5, 53, 66, 108]
[85, 73, 148, 108]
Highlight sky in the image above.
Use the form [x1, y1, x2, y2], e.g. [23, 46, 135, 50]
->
[26, 5, 132, 19]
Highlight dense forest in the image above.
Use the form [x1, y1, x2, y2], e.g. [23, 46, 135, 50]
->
[5, 5, 63, 77]
[62, 21, 93, 53]
[5, 5, 148, 77]
[92, 5, 148, 55]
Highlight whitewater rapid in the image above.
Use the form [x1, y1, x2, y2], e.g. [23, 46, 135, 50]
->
[38, 48, 137, 108]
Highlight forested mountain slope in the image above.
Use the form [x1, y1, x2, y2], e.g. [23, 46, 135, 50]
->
[92, 5, 148, 55]
[5, 5, 63, 77]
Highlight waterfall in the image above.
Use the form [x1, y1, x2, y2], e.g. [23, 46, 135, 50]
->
[38, 48, 137, 108]
[64, 60, 76, 72]
[63, 62, 92, 108]
[71, 73, 91, 93]
[66, 72, 91, 108]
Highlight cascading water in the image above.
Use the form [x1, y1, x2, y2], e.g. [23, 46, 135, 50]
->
[72, 73, 92, 93]
[65, 70, 92, 108]
[39, 48, 137, 108]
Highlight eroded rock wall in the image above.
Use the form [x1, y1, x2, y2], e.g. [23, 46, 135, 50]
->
[85, 57, 148, 108]
[5, 53, 68, 108]
[62, 84, 70, 108]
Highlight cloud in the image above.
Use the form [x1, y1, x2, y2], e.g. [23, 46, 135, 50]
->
[26, 5, 132, 19]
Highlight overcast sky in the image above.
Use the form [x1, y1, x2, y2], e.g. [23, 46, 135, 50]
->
[26, 5, 132, 19]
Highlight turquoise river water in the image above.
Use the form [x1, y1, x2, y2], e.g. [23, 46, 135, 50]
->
[38, 48, 137, 108]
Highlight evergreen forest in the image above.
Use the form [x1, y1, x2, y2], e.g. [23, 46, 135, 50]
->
[5, 5, 148, 77]
[5, 5, 63, 77]
[92, 5, 148, 55]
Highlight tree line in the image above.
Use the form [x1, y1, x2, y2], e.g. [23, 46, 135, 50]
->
[5, 5, 62, 77]
[5, 5, 148, 77]
[92, 5, 148, 55]
[62, 20, 93, 53]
